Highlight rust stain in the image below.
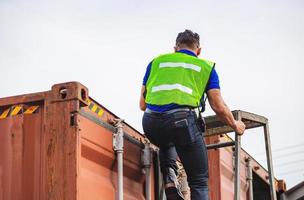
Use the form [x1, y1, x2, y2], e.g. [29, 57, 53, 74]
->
[0, 82, 284, 200]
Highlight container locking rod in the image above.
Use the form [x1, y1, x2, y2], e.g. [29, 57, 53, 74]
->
[113, 119, 124, 200]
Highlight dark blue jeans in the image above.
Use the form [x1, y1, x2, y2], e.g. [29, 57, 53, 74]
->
[142, 110, 209, 200]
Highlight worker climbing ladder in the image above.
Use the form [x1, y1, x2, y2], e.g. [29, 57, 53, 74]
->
[111, 110, 278, 200]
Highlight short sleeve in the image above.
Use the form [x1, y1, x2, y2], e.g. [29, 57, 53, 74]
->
[206, 67, 220, 91]
[143, 61, 152, 85]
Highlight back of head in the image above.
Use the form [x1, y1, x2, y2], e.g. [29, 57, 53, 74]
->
[176, 29, 200, 49]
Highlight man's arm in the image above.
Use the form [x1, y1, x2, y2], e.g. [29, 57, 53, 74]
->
[140, 61, 152, 111]
[207, 88, 245, 134]
[139, 85, 146, 111]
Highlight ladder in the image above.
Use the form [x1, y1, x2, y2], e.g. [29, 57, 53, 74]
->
[204, 110, 277, 200]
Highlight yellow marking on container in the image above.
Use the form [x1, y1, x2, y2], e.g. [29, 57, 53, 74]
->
[86, 100, 104, 117]
[24, 105, 39, 114]
[0, 108, 10, 119]
[10, 105, 22, 116]
[91, 104, 98, 112]
[97, 109, 104, 116]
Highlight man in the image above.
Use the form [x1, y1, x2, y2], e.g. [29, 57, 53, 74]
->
[139, 30, 245, 200]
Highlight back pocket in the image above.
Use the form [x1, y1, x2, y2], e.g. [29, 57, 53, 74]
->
[173, 112, 197, 145]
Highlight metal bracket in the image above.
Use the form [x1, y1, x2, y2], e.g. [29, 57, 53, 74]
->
[141, 142, 152, 168]
[113, 119, 124, 152]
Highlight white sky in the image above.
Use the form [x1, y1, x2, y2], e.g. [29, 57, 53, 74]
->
[1, 0, 303, 189]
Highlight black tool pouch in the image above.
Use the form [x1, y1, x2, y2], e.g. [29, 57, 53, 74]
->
[196, 114, 206, 133]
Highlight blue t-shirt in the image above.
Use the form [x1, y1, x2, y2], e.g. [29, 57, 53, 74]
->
[143, 49, 220, 112]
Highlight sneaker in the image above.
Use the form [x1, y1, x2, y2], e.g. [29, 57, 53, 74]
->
[163, 167, 184, 200]
[165, 185, 184, 200]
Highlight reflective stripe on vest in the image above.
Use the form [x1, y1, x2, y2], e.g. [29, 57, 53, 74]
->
[152, 83, 193, 94]
[159, 62, 201, 72]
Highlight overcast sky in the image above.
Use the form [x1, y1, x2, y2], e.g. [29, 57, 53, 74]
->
[1, 0, 303, 188]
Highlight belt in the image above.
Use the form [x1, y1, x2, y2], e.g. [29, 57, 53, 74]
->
[145, 107, 194, 115]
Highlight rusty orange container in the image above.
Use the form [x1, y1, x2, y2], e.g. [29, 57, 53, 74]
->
[0, 82, 285, 200]
[0, 82, 159, 200]
[205, 135, 286, 200]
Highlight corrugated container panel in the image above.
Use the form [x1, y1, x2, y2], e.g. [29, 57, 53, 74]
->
[0, 82, 156, 200]
[0, 103, 45, 200]
[0, 81, 285, 200]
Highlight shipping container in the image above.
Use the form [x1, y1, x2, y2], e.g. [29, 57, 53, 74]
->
[0, 82, 285, 200]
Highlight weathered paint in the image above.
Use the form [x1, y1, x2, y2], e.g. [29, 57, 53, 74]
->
[0, 107, 44, 200]
[0, 82, 285, 200]
[0, 82, 155, 200]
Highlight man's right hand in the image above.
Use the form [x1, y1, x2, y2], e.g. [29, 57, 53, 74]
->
[233, 120, 246, 135]
[207, 89, 246, 135]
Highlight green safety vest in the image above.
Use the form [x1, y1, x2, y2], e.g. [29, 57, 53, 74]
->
[145, 52, 215, 107]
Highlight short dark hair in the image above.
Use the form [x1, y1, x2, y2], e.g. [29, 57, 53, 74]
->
[176, 29, 200, 49]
